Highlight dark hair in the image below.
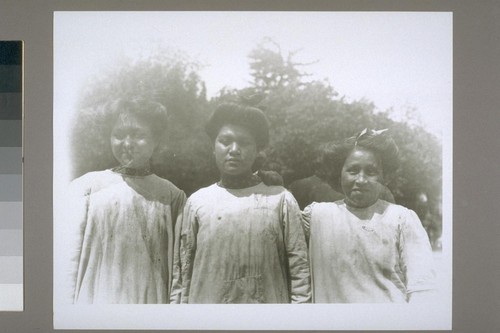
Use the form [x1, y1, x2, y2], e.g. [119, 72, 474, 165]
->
[311, 141, 337, 180]
[70, 98, 168, 178]
[326, 129, 400, 186]
[106, 98, 168, 141]
[205, 102, 270, 150]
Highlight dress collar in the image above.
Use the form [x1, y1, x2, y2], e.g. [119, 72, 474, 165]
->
[217, 174, 261, 189]
[111, 165, 153, 177]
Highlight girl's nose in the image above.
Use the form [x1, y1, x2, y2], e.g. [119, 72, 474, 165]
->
[229, 142, 241, 154]
[123, 135, 132, 147]
[356, 172, 368, 184]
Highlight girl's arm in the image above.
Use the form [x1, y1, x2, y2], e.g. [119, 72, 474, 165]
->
[283, 192, 311, 303]
[59, 177, 91, 304]
[169, 191, 187, 304]
[171, 198, 198, 304]
[301, 202, 317, 246]
[399, 208, 437, 303]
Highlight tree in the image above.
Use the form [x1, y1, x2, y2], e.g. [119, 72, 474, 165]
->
[243, 38, 442, 226]
[248, 37, 310, 93]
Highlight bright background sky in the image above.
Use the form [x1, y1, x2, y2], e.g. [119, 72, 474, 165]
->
[55, 11, 452, 138]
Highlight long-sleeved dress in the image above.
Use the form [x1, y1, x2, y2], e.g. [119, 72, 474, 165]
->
[63, 169, 186, 304]
[303, 199, 435, 303]
[171, 182, 311, 304]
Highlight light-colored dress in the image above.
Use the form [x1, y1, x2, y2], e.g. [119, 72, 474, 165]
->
[303, 199, 435, 303]
[171, 183, 311, 304]
[64, 169, 186, 304]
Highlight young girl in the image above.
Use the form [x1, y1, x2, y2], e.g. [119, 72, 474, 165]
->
[303, 129, 435, 303]
[171, 102, 310, 304]
[63, 98, 186, 304]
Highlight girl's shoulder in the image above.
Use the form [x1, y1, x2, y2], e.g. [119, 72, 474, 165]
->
[148, 174, 184, 194]
[249, 183, 297, 206]
[187, 183, 286, 204]
[136, 174, 187, 206]
[258, 183, 287, 195]
[377, 201, 421, 226]
[380, 200, 413, 215]
[68, 169, 119, 195]
[183, 183, 220, 211]
[188, 183, 219, 201]
[303, 200, 345, 219]
[71, 169, 114, 182]
[306, 200, 345, 211]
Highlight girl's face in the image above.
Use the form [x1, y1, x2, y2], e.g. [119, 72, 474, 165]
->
[214, 123, 258, 178]
[341, 148, 384, 208]
[110, 113, 157, 169]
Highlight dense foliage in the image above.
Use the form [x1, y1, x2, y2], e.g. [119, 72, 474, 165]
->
[70, 41, 442, 240]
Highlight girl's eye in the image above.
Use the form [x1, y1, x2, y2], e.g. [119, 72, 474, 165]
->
[133, 132, 147, 140]
[112, 129, 149, 141]
[346, 167, 359, 174]
[217, 138, 231, 146]
[366, 167, 380, 176]
[112, 132, 125, 140]
[240, 140, 252, 147]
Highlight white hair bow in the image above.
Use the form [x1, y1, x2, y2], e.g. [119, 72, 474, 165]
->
[354, 128, 389, 146]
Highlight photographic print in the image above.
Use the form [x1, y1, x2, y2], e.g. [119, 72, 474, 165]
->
[0, 40, 23, 312]
[53, 11, 452, 330]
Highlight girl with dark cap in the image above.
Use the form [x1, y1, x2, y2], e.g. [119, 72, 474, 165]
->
[303, 129, 435, 303]
[171, 102, 310, 304]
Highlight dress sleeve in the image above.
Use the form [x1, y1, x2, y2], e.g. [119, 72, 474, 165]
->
[59, 176, 91, 303]
[170, 197, 199, 304]
[169, 190, 187, 303]
[301, 202, 316, 241]
[282, 192, 311, 303]
[172, 190, 187, 227]
[399, 208, 436, 294]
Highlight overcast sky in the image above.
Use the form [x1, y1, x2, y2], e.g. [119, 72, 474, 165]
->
[54, 10, 452, 175]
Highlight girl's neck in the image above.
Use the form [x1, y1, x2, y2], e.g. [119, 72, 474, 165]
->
[112, 164, 153, 177]
[344, 197, 378, 210]
[218, 172, 260, 189]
